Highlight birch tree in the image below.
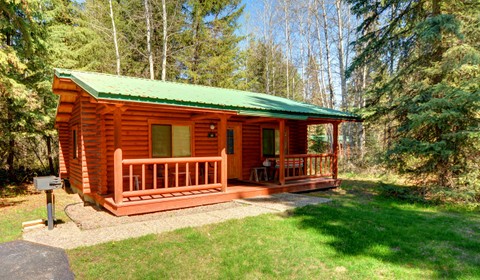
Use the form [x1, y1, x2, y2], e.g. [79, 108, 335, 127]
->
[281, 0, 291, 99]
[109, 0, 121, 75]
[318, 0, 335, 108]
[161, 0, 167, 81]
[144, 0, 154, 79]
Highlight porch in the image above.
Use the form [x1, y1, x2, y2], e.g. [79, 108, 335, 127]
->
[92, 153, 339, 216]
[91, 178, 339, 216]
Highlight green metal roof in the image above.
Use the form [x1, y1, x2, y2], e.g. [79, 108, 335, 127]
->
[54, 69, 360, 121]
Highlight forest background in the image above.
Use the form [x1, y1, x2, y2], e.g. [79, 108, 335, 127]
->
[1, 0, 479, 202]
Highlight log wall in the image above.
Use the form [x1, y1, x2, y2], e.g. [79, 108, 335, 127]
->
[288, 121, 308, 154]
[57, 122, 69, 179]
[62, 95, 310, 194]
[67, 94, 82, 192]
[241, 123, 262, 180]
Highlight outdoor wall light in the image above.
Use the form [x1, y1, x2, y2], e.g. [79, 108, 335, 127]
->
[208, 123, 216, 138]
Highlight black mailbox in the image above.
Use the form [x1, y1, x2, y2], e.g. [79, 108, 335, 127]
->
[33, 176, 63, 230]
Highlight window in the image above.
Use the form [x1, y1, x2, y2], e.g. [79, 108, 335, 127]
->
[72, 128, 78, 159]
[151, 124, 191, 157]
[262, 128, 288, 157]
[227, 129, 234, 154]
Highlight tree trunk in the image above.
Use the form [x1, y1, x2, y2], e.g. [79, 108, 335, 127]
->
[335, 0, 349, 162]
[46, 136, 55, 175]
[359, 63, 367, 160]
[319, 0, 335, 108]
[283, 0, 290, 99]
[313, 7, 328, 108]
[7, 139, 15, 174]
[144, 0, 154, 79]
[191, 8, 201, 84]
[109, 0, 121, 75]
[161, 0, 167, 81]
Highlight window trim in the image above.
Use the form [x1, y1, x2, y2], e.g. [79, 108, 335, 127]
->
[148, 119, 195, 158]
[260, 125, 289, 158]
[71, 125, 79, 161]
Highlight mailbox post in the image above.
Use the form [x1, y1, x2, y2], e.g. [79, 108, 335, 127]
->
[33, 176, 62, 230]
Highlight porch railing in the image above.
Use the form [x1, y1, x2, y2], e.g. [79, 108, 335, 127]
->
[282, 153, 333, 181]
[113, 149, 227, 204]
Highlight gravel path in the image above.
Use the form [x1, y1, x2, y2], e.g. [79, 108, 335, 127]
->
[23, 193, 330, 249]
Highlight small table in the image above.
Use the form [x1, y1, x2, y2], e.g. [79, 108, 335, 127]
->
[250, 167, 268, 182]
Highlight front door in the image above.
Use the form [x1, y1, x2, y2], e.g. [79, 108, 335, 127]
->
[227, 123, 242, 179]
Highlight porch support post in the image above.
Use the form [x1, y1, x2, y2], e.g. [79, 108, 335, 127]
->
[113, 107, 123, 204]
[332, 121, 339, 179]
[218, 115, 228, 192]
[279, 119, 285, 185]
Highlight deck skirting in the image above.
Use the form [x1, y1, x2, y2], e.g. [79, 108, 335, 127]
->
[90, 178, 339, 216]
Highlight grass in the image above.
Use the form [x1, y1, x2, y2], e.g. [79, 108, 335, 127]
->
[65, 176, 480, 279]
[0, 185, 80, 243]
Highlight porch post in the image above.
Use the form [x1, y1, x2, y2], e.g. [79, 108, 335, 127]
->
[279, 119, 285, 185]
[113, 107, 123, 204]
[332, 121, 339, 179]
[218, 115, 228, 192]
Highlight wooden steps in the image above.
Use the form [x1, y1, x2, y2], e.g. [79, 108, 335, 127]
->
[89, 178, 339, 216]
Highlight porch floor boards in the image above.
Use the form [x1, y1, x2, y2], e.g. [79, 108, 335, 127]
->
[94, 178, 340, 216]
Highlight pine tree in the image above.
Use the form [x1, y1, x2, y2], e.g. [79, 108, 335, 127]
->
[241, 39, 303, 100]
[0, 0, 57, 179]
[177, 0, 244, 88]
[347, 0, 480, 190]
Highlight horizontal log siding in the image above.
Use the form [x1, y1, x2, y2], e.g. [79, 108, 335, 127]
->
[242, 124, 261, 180]
[80, 93, 101, 194]
[103, 105, 218, 192]
[288, 121, 308, 154]
[119, 108, 151, 191]
[104, 114, 115, 193]
[68, 96, 82, 192]
[58, 122, 69, 179]
[195, 121, 218, 157]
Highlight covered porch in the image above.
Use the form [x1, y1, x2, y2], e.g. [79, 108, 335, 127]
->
[95, 113, 342, 216]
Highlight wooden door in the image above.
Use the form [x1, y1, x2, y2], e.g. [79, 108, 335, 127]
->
[226, 123, 242, 179]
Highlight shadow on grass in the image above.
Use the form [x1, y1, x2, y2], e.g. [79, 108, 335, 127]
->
[295, 179, 480, 278]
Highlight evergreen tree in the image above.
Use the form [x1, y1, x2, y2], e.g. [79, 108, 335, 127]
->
[241, 39, 303, 100]
[348, 0, 480, 189]
[177, 0, 244, 88]
[0, 0, 56, 179]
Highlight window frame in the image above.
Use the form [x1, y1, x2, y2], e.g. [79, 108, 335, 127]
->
[71, 124, 79, 161]
[148, 119, 195, 158]
[260, 125, 289, 158]
[227, 128, 235, 155]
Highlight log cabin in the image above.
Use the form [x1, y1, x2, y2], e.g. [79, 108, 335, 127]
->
[53, 69, 361, 216]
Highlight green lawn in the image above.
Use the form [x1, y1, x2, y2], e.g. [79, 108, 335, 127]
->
[0, 188, 79, 243]
[67, 177, 480, 279]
